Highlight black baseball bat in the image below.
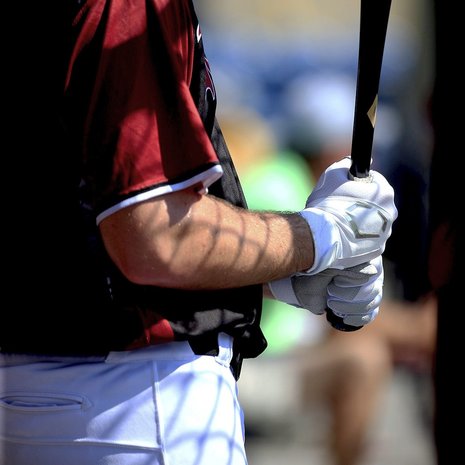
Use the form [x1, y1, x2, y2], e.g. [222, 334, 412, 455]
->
[327, 0, 392, 331]
[350, 0, 392, 178]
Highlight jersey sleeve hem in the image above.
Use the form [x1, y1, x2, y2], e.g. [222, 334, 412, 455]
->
[96, 164, 223, 225]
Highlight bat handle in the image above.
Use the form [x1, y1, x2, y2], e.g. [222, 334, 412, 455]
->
[349, 163, 371, 180]
[326, 311, 363, 332]
[349, 156, 372, 181]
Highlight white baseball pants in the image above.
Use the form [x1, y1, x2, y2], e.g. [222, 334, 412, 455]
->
[0, 333, 247, 465]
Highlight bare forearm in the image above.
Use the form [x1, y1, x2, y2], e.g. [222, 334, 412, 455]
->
[170, 192, 314, 288]
[100, 188, 314, 289]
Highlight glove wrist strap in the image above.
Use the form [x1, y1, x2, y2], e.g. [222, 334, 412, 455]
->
[299, 208, 341, 275]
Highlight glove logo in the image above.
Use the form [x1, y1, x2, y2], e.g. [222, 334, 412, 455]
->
[346, 201, 389, 239]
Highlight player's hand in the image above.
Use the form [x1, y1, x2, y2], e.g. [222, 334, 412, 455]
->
[300, 156, 397, 275]
[268, 256, 384, 329]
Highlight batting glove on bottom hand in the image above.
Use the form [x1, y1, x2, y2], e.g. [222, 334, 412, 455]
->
[269, 256, 384, 329]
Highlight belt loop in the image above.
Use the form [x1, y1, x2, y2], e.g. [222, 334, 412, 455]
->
[214, 332, 234, 367]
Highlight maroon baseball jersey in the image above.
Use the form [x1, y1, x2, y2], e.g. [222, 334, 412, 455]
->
[2, 0, 266, 378]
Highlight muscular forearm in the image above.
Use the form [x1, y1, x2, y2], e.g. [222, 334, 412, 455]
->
[99, 187, 314, 289]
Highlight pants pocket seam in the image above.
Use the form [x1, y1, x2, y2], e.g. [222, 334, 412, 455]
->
[0, 391, 93, 412]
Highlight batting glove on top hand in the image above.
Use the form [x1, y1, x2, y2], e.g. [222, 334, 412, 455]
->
[301, 156, 397, 275]
[269, 256, 384, 329]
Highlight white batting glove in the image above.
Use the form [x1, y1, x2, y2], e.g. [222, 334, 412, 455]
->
[269, 256, 384, 329]
[301, 156, 397, 275]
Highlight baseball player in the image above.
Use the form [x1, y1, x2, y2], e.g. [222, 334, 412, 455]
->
[0, 1, 397, 464]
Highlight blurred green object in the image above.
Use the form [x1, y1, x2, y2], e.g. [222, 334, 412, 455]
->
[241, 150, 312, 212]
[241, 150, 315, 355]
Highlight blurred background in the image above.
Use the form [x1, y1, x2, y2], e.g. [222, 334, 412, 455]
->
[195, 1, 437, 464]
